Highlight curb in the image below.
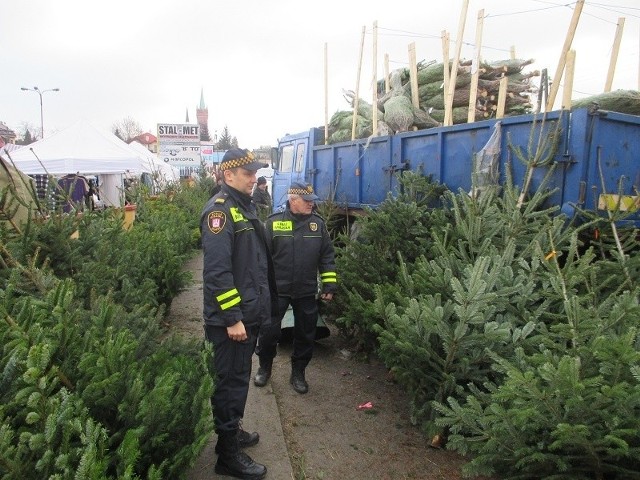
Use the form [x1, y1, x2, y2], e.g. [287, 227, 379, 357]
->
[182, 252, 293, 479]
[185, 356, 294, 479]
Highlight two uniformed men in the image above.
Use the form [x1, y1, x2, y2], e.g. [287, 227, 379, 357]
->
[202, 149, 337, 478]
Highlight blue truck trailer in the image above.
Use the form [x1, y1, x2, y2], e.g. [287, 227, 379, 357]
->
[271, 107, 640, 225]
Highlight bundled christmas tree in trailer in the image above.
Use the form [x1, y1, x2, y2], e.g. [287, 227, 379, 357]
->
[327, 57, 539, 143]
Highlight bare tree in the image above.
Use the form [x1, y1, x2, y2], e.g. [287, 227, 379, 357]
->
[112, 117, 144, 142]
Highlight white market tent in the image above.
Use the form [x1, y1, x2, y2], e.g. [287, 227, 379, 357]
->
[128, 141, 180, 190]
[7, 120, 158, 206]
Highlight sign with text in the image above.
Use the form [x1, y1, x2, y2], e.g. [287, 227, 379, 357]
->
[159, 144, 202, 166]
[157, 123, 200, 142]
[157, 123, 201, 173]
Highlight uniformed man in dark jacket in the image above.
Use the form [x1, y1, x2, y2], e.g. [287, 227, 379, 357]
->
[201, 148, 276, 480]
[254, 182, 337, 394]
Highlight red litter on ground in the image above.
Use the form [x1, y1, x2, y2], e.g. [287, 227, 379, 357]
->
[357, 401, 373, 410]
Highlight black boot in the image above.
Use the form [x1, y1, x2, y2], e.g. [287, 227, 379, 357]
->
[290, 366, 308, 394]
[215, 431, 267, 480]
[254, 357, 272, 387]
[215, 424, 259, 454]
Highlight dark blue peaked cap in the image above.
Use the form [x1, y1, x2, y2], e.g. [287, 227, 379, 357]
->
[288, 182, 319, 201]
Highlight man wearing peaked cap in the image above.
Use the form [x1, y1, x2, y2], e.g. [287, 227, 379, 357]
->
[287, 181, 319, 201]
[254, 181, 337, 395]
[220, 147, 269, 172]
[200, 146, 274, 479]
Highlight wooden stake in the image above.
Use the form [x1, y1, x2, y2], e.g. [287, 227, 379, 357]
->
[445, 0, 469, 126]
[496, 76, 508, 119]
[384, 53, 390, 94]
[562, 49, 576, 110]
[408, 42, 419, 109]
[536, 68, 549, 113]
[546, 0, 584, 111]
[510, 45, 516, 60]
[372, 21, 378, 136]
[324, 42, 329, 145]
[604, 17, 625, 93]
[441, 30, 450, 105]
[352, 26, 366, 141]
[468, 9, 484, 123]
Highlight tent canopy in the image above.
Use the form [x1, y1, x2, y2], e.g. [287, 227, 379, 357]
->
[7, 120, 147, 176]
[128, 141, 179, 185]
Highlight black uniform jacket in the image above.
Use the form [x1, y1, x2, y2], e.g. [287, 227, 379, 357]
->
[265, 204, 337, 299]
[252, 188, 272, 210]
[201, 184, 277, 327]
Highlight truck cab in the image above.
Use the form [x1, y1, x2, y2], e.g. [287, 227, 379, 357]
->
[271, 128, 323, 210]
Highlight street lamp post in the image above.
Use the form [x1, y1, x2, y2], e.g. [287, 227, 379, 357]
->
[20, 86, 60, 139]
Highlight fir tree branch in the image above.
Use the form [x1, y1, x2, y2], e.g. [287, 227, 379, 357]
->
[51, 365, 74, 391]
[596, 146, 633, 288]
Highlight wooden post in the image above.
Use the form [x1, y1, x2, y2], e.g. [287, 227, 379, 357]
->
[445, 0, 469, 126]
[536, 68, 549, 114]
[352, 26, 366, 141]
[510, 45, 516, 60]
[408, 43, 419, 109]
[468, 9, 484, 123]
[324, 43, 329, 145]
[384, 54, 390, 94]
[546, 0, 584, 111]
[604, 17, 625, 92]
[372, 21, 378, 137]
[441, 30, 450, 106]
[496, 76, 508, 119]
[562, 49, 576, 110]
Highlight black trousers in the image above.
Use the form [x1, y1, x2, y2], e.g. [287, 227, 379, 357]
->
[255, 295, 318, 370]
[205, 324, 258, 434]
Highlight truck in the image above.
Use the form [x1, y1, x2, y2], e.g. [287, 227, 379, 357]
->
[270, 107, 640, 227]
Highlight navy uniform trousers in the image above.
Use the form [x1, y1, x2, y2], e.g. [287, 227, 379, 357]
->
[205, 324, 260, 433]
[257, 295, 318, 370]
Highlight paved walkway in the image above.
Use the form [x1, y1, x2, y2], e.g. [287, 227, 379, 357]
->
[180, 253, 294, 480]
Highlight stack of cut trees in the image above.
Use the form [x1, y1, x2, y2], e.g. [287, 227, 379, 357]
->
[327, 58, 538, 144]
[572, 89, 640, 116]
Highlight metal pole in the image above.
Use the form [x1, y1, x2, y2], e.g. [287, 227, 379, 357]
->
[37, 88, 44, 138]
[20, 86, 59, 138]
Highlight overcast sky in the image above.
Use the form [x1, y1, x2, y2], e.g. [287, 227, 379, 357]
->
[2, 0, 639, 148]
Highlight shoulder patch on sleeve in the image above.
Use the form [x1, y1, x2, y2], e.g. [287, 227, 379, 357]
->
[207, 211, 227, 234]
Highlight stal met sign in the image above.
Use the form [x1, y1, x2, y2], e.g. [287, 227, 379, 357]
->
[157, 124, 199, 138]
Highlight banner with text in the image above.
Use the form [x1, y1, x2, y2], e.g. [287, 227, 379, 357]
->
[157, 123, 201, 175]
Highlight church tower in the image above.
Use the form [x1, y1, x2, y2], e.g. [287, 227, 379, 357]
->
[196, 88, 211, 142]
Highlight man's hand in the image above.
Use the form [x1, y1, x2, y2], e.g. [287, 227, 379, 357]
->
[320, 292, 334, 301]
[227, 320, 247, 341]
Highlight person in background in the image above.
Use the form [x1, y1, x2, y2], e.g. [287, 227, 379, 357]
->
[254, 181, 337, 394]
[252, 176, 272, 222]
[210, 170, 223, 197]
[200, 148, 276, 480]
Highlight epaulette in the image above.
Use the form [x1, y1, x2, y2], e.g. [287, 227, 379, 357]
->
[267, 207, 285, 218]
[214, 196, 226, 204]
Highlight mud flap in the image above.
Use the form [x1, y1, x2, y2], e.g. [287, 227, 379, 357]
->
[280, 303, 330, 343]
